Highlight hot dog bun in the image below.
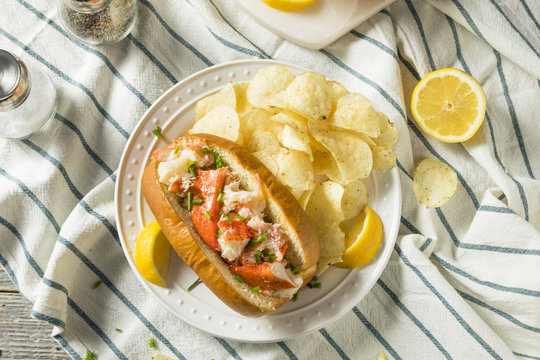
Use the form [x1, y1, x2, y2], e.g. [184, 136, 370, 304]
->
[141, 134, 319, 317]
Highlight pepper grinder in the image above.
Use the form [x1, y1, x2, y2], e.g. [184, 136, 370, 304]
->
[0, 49, 57, 139]
[58, 0, 138, 46]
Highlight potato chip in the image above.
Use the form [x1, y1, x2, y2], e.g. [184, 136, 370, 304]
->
[305, 181, 345, 257]
[372, 146, 396, 171]
[328, 81, 349, 113]
[234, 82, 253, 116]
[330, 102, 381, 138]
[239, 109, 280, 145]
[278, 125, 313, 160]
[195, 83, 236, 120]
[189, 104, 239, 141]
[312, 146, 342, 182]
[337, 93, 370, 107]
[309, 120, 373, 182]
[252, 151, 279, 175]
[316, 256, 343, 275]
[275, 149, 314, 190]
[374, 112, 399, 148]
[413, 158, 458, 207]
[298, 187, 315, 210]
[248, 131, 281, 154]
[286, 72, 332, 120]
[342, 179, 368, 220]
[247, 65, 294, 109]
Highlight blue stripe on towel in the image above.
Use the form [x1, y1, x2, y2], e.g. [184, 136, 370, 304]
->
[0, 27, 130, 139]
[214, 338, 242, 360]
[393, 244, 503, 359]
[457, 289, 540, 333]
[21, 140, 120, 244]
[126, 34, 178, 84]
[518, 0, 540, 32]
[349, 30, 397, 60]
[138, 0, 213, 66]
[277, 341, 299, 360]
[207, 28, 263, 58]
[433, 254, 540, 297]
[352, 306, 403, 360]
[54, 334, 83, 360]
[31, 310, 66, 329]
[404, 0, 436, 70]
[0, 217, 129, 359]
[319, 328, 351, 360]
[377, 279, 452, 359]
[16, 0, 152, 108]
[513, 351, 540, 360]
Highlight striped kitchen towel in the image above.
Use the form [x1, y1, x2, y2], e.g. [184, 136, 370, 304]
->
[0, 0, 539, 359]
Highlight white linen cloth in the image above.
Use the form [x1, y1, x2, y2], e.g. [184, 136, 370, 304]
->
[1, 0, 539, 358]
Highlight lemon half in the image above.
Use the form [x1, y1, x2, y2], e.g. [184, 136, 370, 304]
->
[135, 220, 170, 287]
[262, 0, 315, 12]
[334, 205, 383, 269]
[411, 68, 486, 143]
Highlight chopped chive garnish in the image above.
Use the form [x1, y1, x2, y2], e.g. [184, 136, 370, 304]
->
[174, 146, 180, 154]
[214, 234, 220, 238]
[202, 147, 214, 155]
[188, 161, 197, 177]
[204, 211, 211, 219]
[187, 192, 193, 211]
[192, 198, 203, 205]
[152, 126, 164, 139]
[225, 215, 231, 224]
[266, 251, 276, 263]
[312, 275, 318, 282]
[214, 152, 225, 169]
[235, 275, 243, 283]
[254, 250, 264, 263]
[246, 232, 268, 248]
[307, 283, 313, 288]
[217, 188, 223, 202]
[115, 328, 123, 333]
[92, 280, 102, 289]
[218, 229, 222, 235]
[292, 290, 301, 302]
[149, 337, 156, 348]
[252, 285, 260, 293]
[276, 281, 281, 286]
[291, 265, 301, 275]
[85, 350, 95, 360]
[272, 289, 278, 294]
[312, 282, 322, 288]
[187, 278, 202, 291]
[237, 215, 246, 221]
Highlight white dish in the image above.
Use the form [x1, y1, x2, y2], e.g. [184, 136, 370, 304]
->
[114, 59, 401, 343]
[234, 0, 396, 49]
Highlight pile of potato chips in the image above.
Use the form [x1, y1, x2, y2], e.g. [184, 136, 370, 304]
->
[189, 65, 398, 272]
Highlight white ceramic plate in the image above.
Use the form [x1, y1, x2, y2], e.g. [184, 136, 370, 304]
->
[234, 0, 396, 49]
[115, 59, 401, 343]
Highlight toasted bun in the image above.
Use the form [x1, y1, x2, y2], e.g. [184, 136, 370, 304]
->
[141, 134, 319, 317]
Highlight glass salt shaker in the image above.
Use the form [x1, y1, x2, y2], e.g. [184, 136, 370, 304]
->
[58, 0, 138, 46]
[0, 49, 57, 139]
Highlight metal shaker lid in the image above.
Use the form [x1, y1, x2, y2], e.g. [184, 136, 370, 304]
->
[0, 49, 21, 101]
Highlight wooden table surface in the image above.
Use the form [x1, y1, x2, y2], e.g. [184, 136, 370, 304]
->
[0, 267, 70, 359]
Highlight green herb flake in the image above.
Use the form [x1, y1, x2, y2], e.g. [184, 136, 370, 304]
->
[214, 152, 225, 169]
[312, 282, 322, 288]
[188, 161, 197, 177]
[187, 192, 193, 211]
[152, 126, 164, 139]
[252, 285, 260, 293]
[312, 275, 318, 282]
[254, 250, 264, 263]
[225, 215, 231, 224]
[192, 198, 203, 205]
[188, 278, 202, 291]
[213, 234, 220, 238]
[204, 211, 211, 220]
[291, 265, 301, 275]
[115, 328, 123, 333]
[148, 337, 156, 348]
[237, 215, 246, 222]
[202, 147, 214, 155]
[92, 280, 102, 289]
[84, 350, 95, 360]
[174, 146, 180, 154]
[292, 290, 301, 302]
[217, 188, 223, 202]
[272, 289, 278, 294]
[235, 275, 243, 283]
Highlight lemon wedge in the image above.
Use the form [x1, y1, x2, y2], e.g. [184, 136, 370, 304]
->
[262, 0, 315, 12]
[377, 352, 387, 360]
[411, 68, 486, 143]
[334, 205, 383, 269]
[135, 220, 170, 287]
